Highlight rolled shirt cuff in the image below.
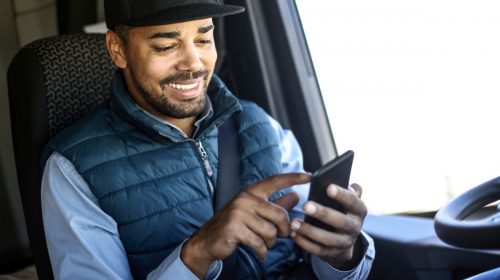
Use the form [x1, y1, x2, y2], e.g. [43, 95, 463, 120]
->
[147, 239, 223, 280]
[311, 231, 375, 280]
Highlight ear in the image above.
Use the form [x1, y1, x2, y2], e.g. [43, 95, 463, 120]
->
[106, 30, 127, 69]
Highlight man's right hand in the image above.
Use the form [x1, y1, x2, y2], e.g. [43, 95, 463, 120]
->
[180, 173, 311, 278]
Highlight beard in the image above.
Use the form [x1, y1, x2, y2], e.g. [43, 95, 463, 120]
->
[130, 69, 210, 119]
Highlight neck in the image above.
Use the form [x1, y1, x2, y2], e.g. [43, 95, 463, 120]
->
[164, 115, 197, 138]
[137, 102, 197, 138]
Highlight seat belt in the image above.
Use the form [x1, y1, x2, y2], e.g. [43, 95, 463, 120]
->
[216, 114, 241, 279]
[215, 115, 317, 279]
[215, 114, 240, 211]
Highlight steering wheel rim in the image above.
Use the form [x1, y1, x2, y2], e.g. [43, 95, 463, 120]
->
[434, 176, 500, 249]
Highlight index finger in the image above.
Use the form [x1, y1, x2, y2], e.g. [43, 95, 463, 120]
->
[246, 173, 311, 199]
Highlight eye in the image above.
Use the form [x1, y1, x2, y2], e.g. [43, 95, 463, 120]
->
[197, 39, 212, 46]
[152, 45, 174, 53]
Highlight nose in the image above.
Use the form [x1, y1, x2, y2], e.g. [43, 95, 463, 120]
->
[176, 43, 203, 72]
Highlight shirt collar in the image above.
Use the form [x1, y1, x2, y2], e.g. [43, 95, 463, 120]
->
[110, 71, 240, 141]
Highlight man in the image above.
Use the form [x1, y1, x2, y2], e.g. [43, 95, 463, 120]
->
[41, 0, 374, 279]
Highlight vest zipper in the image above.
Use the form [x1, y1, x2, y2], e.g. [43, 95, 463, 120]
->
[195, 140, 215, 198]
[238, 247, 263, 280]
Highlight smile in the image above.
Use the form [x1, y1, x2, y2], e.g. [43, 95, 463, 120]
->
[168, 82, 199, 91]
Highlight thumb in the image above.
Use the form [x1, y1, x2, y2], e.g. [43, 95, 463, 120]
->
[272, 192, 300, 211]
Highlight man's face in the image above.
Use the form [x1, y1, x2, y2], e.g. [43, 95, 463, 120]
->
[115, 18, 217, 119]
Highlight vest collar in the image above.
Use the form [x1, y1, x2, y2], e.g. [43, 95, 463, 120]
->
[110, 71, 241, 141]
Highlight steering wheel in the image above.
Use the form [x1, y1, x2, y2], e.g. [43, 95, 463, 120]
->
[434, 176, 500, 249]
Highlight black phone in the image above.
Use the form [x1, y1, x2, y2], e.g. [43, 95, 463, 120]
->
[305, 150, 354, 232]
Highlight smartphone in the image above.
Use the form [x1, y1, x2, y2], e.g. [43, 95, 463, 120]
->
[305, 150, 354, 232]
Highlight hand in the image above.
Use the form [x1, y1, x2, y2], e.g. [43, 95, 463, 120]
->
[290, 183, 367, 270]
[181, 173, 311, 278]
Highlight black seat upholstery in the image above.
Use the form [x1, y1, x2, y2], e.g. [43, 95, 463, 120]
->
[7, 34, 116, 280]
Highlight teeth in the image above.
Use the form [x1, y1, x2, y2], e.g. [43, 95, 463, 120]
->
[168, 82, 199, 90]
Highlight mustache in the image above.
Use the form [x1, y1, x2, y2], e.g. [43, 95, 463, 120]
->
[159, 70, 209, 87]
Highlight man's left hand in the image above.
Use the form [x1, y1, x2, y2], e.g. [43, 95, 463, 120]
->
[290, 183, 367, 270]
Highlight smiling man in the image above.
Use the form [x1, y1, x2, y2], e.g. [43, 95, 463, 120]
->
[41, 1, 374, 279]
[113, 19, 217, 138]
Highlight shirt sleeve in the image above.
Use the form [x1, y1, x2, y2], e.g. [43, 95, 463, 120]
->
[268, 116, 375, 280]
[41, 152, 204, 280]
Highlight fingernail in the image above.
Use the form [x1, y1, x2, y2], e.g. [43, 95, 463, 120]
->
[304, 202, 317, 214]
[290, 231, 296, 238]
[327, 185, 338, 197]
[348, 186, 356, 193]
[291, 220, 301, 231]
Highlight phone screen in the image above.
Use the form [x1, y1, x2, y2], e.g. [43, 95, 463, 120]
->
[305, 150, 354, 232]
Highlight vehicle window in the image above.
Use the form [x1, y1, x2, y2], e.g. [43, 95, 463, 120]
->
[295, 0, 500, 214]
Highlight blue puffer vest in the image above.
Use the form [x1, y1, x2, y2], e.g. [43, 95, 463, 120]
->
[44, 72, 300, 279]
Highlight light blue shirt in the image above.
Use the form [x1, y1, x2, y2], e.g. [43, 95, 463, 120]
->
[41, 115, 374, 279]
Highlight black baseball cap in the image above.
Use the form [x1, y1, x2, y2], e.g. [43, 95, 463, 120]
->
[105, 0, 245, 29]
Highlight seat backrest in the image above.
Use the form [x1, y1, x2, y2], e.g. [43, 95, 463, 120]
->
[7, 34, 116, 280]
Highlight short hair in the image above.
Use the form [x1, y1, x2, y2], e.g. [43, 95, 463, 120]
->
[113, 24, 131, 44]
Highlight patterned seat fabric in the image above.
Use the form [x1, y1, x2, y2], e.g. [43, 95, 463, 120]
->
[7, 34, 116, 280]
[26, 34, 116, 138]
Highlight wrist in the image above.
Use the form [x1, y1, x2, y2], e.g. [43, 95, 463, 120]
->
[181, 238, 214, 278]
[327, 236, 364, 270]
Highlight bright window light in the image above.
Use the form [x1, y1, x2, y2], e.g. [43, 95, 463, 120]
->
[295, 0, 500, 213]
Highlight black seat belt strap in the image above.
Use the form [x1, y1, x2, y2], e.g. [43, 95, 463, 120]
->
[215, 114, 240, 211]
[216, 114, 241, 279]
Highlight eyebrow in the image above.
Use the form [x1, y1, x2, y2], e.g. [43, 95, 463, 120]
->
[149, 31, 180, 40]
[198, 25, 214, 34]
[148, 25, 214, 40]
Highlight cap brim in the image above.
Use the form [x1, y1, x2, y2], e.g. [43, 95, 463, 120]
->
[122, 3, 245, 27]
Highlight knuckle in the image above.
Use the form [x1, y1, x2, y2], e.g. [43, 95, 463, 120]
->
[360, 204, 368, 218]
[309, 245, 321, 257]
[257, 197, 269, 208]
[242, 231, 257, 246]
[339, 235, 354, 250]
[263, 232, 277, 248]
[354, 220, 363, 233]
[226, 210, 245, 224]
[324, 250, 337, 260]
[253, 238, 265, 251]
[267, 238, 276, 248]
[268, 225, 278, 237]
[348, 237, 357, 248]
[227, 209, 240, 220]
[244, 184, 257, 193]
[318, 247, 330, 258]
[346, 191, 358, 205]
[275, 207, 289, 222]
[238, 190, 254, 200]
[232, 195, 246, 206]
[324, 236, 336, 247]
[343, 218, 356, 232]
[242, 186, 260, 197]
[226, 219, 242, 232]
[262, 223, 277, 239]
[336, 249, 353, 261]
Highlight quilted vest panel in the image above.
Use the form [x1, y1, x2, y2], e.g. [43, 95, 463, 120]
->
[45, 73, 299, 279]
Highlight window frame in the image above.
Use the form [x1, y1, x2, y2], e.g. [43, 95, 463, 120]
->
[223, 0, 336, 171]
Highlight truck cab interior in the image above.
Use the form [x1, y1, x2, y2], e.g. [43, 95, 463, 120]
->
[1, 1, 499, 279]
